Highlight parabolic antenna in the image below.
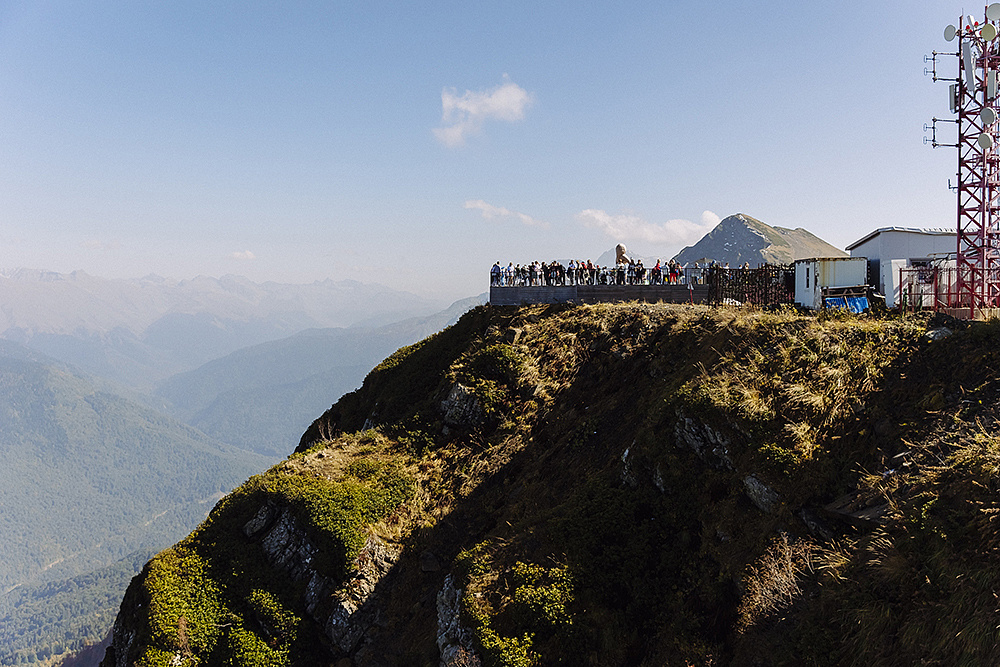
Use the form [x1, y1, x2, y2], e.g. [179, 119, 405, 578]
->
[989, 3, 1000, 20]
[985, 23, 998, 41]
[982, 107, 998, 125]
[979, 132, 994, 150]
[946, 24, 958, 41]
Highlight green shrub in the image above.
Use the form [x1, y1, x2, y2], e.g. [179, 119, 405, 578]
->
[246, 589, 298, 643]
[454, 541, 492, 587]
[143, 547, 223, 658]
[510, 562, 574, 628]
[466, 344, 527, 387]
[476, 626, 536, 667]
[225, 623, 290, 667]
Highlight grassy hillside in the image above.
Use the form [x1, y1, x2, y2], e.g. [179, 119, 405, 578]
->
[106, 303, 1000, 666]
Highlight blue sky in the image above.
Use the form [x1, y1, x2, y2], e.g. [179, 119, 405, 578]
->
[0, 1, 965, 300]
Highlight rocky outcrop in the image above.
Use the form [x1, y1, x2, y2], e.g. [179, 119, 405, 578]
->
[743, 475, 780, 514]
[244, 501, 402, 658]
[441, 383, 484, 430]
[673, 213, 846, 267]
[436, 575, 480, 667]
[674, 411, 736, 470]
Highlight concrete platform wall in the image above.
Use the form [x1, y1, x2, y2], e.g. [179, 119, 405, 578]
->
[489, 284, 711, 306]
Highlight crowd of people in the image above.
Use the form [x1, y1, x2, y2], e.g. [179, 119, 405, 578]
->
[490, 259, 696, 287]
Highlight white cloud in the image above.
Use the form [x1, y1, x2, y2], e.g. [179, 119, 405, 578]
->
[576, 209, 720, 246]
[230, 250, 256, 260]
[465, 200, 547, 228]
[434, 75, 533, 147]
[700, 210, 721, 228]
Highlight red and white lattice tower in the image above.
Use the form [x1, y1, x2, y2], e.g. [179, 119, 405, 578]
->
[928, 6, 1000, 316]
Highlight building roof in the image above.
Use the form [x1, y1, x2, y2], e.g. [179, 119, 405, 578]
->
[846, 226, 955, 251]
[793, 256, 867, 264]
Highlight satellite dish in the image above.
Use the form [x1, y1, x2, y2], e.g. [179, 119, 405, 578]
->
[983, 107, 998, 125]
[985, 24, 998, 41]
[946, 24, 958, 41]
[989, 3, 1000, 20]
[979, 132, 994, 150]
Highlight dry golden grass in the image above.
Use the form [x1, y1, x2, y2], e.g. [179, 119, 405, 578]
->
[736, 534, 815, 632]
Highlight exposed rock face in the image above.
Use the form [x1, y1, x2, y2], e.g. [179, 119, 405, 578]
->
[743, 475, 781, 514]
[621, 445, 638, 488]
[673, 213, 846, 267]
[674, 412, 736, 471]
[923, 327, 953, 342]
[104, 611, 137, 667]
[441, 383, 484, 429]
[436, 575, 480, 667]
[244, 501, 401, 657]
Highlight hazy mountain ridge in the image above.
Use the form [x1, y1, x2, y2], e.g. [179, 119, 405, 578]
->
[154, 294, 486, 456]
[0, 271, 440, 335]
[0, 346, 274, 665]
[0, 270, 445, 390]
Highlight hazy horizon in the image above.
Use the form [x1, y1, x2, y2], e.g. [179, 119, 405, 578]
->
[0, 1, 960, 302]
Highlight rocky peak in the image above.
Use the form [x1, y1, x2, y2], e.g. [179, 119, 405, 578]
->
[673, 213, 846, 266]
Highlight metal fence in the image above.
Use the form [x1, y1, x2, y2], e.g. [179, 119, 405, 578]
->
[706, 265, 796, 306]
[896, 265, 1000, 318]
[491, 265, 710, 287]
[898, 266, 959, 312]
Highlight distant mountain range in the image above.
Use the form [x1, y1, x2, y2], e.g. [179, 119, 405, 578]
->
[673, 213, 846, 266]
[154, 295, 486, 456]
[0, 270, 445, 391]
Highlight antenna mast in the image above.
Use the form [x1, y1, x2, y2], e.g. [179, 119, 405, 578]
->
[929, 5, 1000, 317]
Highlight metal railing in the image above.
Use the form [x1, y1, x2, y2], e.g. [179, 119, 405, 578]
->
[490, 265, 709, 287]
[706, 265, 795, 306]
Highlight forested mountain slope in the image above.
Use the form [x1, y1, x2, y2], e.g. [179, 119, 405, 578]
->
[104, 303, 1000, 666]
[0, 349, 273, 595]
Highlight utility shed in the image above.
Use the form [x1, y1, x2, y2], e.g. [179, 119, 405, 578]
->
[794, 257, 868, 310]
[846, 227, 955, 307]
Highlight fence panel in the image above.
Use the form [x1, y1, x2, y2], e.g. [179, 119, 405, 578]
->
[707, 265, 795, 306]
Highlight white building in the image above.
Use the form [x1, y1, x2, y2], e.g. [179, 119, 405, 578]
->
[846, 227, 956, 308]
[794, 257, 869, 310]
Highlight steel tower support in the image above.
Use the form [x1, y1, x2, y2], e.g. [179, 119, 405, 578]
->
[958, 19, 1000, 314]
[937, 10, 1000, 316]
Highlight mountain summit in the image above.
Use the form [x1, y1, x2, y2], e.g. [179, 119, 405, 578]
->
[673, 213, 846, 266]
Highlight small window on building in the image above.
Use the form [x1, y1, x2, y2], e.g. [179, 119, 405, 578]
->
[806, 267, 810, 289]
